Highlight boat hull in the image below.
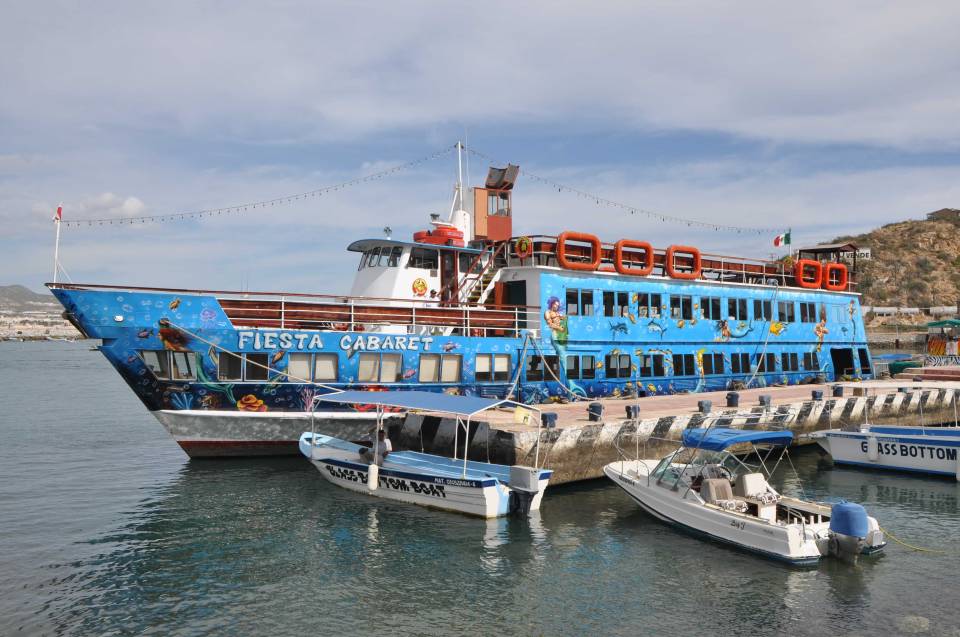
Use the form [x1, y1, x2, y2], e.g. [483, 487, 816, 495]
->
[153, 409, 394, 457]
[604, 461, 824, 565]
[813, 429, 960, 480]
[301, 435, 550, 518]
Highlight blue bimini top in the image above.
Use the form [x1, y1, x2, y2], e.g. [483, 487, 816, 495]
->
[682, 428, 794, 452]
[315, 390, 519, 417]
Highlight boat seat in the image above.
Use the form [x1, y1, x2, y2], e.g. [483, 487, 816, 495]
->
[700, 478, 734, 504]
[733, 473, 768, 498]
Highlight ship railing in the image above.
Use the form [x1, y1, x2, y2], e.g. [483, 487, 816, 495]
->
[46, 282, 541, 337]
[498, 235, 857, 292]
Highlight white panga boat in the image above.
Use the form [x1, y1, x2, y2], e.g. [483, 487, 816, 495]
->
[604, 428, 886, 565]
[299, 390, 552, 518]
[810, 424, 960, 480]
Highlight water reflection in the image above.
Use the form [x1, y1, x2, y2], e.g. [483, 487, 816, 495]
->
[17, 453, 960, 636]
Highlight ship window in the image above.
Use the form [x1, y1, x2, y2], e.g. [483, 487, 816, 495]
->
[365, 247, 381, 268]
[425, 354, 460, 382]
[781, 352, 799, 372]
[778, 301, 796, 323]
[671, 295, 693, 320]
[171, 352, 196, 380]
[526, 355, 559, 381]
[566, 289, 594, 316]
[582, 354, 596, 379]
[441, 355, 462, 382]
[141, 350, 171, 380]
[460, 253, 482, 275]
[799, 302, 817, 323]
[488, 191, 510, 216]
[566, 355, 580, 379]
[803, 352, 820, 371]
[637, 293, 662, 318]
[603, 291, 629, 317]
[701, 297, 721, 320]
[287, 353, 312, 382]
[605, 353, 632, 378]
[476, 354, 510, 382]
[526, 356, 544, 381]
[358, 252, 369, 270]
[409, 247, 439, 269]
[727, 298, 748, 321]
[756, 353, 777, 373]
[217, 352, 244, 381]
[639, 354, 664, 378]
[858, 349, 872, 374]
[358, 353, 380, 382]
[754, 300, 773, 321]
[672, 353, 696, 376]
[385, 247, 403, 267]
[702, 353, 724, 375]
[246, 353, 270, 381]
[417, 354, 460, 383]
[731, 353, 751, 374]
[314, 354, 339, 382]
[380, 354, 402, 382]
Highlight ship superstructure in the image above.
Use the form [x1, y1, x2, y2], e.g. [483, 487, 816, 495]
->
[49, 153, 872, 456]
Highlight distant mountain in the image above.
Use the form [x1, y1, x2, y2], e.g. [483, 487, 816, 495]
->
[0, 285, 60, 313]
[831, 208, 960, 308]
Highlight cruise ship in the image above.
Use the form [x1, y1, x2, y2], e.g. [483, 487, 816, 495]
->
[49, 154, 873, 456]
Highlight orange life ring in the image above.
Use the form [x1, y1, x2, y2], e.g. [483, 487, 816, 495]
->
[795, 259, 823, 288]
[665, 245, 701, 279]
[823, 262, 848, 291]
[614, 239, 654, 276]
[556, 231, 601, 271]
[514, 236, 533, 259]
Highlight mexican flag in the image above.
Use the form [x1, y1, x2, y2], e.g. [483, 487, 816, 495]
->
[773, 230, 791, 247]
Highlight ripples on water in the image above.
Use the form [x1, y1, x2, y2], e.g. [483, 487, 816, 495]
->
[1, 342, 959, 636]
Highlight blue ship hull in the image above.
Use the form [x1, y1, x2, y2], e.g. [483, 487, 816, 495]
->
[49, 272, 872, 456]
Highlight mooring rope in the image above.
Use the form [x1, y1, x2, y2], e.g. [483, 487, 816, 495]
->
[878, 526, 954, 554]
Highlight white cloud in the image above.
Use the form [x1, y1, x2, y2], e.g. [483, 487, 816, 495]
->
[2, 2, 960, 148]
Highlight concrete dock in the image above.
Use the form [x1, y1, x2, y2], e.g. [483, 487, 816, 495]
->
[390, 381, 960, 485]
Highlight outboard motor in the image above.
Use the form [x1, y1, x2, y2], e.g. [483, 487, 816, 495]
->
[827, 502, 869, 563]
[508, 465, 542, 517]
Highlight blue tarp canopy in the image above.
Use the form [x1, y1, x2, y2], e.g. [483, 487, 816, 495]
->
[682, 428, 794, 452]
[315, 390, 515, 416]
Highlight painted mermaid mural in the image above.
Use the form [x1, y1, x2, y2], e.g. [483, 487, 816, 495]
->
[544, 296, 587, 397]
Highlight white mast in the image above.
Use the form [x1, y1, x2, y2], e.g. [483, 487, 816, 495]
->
[52, 203, 62, 283]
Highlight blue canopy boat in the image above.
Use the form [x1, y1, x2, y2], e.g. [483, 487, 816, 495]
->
[299, 390, 552, 518]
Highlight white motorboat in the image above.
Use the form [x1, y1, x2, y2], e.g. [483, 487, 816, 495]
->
[300, 390, 552, 518]
[604, 428, 886, 565]
[811, 424, 960, 480]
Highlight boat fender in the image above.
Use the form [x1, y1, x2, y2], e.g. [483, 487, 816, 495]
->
[867, 436, 879, 462]
[367, 463, 379, 491]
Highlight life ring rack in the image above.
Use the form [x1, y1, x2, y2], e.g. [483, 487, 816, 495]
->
[795, 259, 823, 289]
[514, 236, 534, 260]
[823, 262, 848, 291]
[556, 232, 602, 271]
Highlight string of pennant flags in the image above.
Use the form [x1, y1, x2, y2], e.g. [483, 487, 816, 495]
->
[53, 141, 785, 237]
[465, 146, 782, 236]
[56, 144, 458, 227]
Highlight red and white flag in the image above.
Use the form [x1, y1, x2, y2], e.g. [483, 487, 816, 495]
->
[55, 204, 63, 221]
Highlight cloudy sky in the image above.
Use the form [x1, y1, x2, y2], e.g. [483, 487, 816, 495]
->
[3, 2, 959, 293]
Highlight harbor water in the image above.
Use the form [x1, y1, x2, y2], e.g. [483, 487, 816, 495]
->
[2, 342, 959, 636]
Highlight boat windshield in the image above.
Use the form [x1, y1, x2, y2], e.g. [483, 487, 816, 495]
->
[651, 448, 744, 485]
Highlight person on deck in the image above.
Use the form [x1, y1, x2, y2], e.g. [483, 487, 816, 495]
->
[359, 429, 392, 466]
